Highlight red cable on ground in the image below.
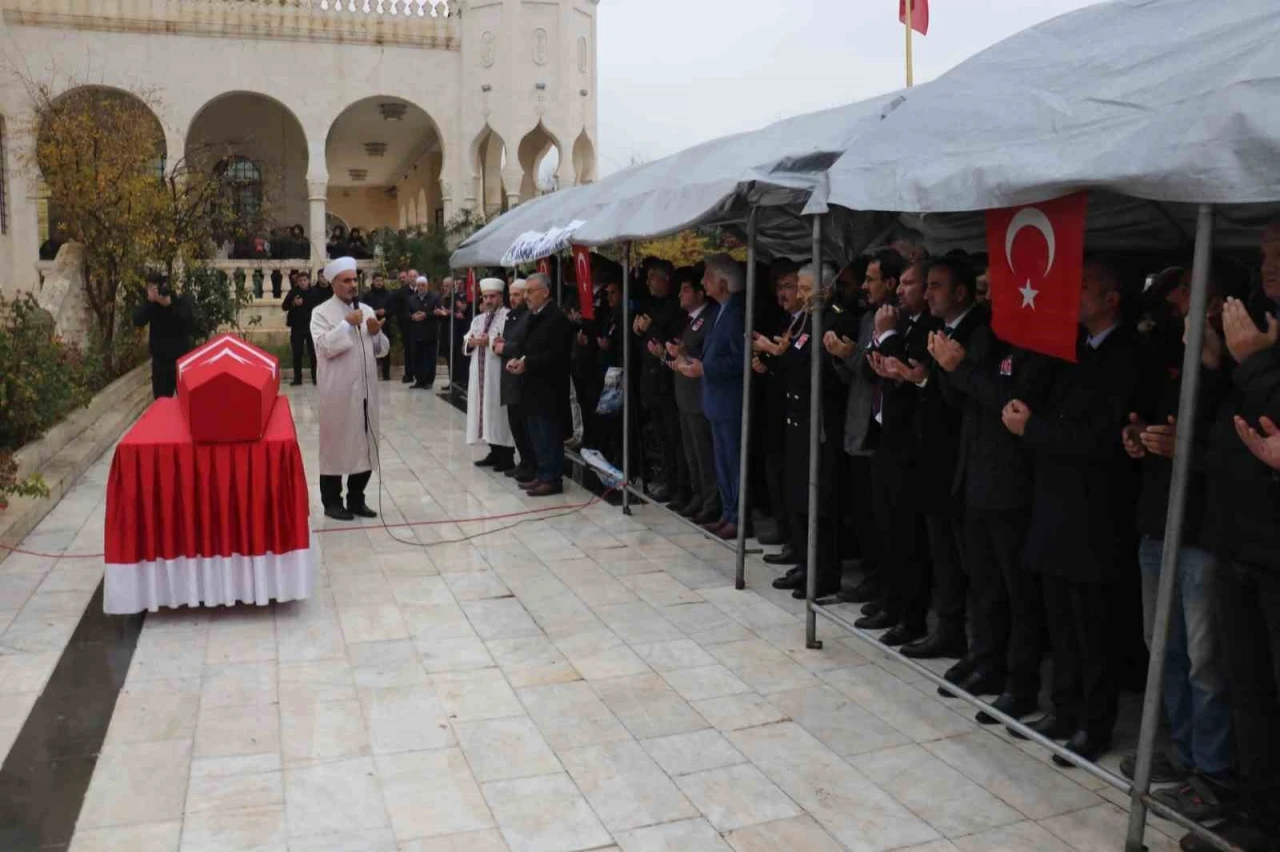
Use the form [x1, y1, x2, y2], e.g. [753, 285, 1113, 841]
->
[0, 489, 613, 562]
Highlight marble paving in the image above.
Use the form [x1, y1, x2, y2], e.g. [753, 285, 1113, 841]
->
[0, 382, 1182, 852]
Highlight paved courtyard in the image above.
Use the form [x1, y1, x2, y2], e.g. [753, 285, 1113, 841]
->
[0, 382, 1183, 852]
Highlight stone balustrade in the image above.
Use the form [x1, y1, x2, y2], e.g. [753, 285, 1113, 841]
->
[179, 0, 457, 17]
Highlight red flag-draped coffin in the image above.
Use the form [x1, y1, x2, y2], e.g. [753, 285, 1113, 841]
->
[177, 334, 280, 443]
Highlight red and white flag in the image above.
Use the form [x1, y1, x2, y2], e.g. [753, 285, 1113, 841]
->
[986, 192, 1088, 363]
[537, 258, 551, 276]
[466, 268, 477, 303]
[572, 245, 595, 320]
[899, 0, 929, 35]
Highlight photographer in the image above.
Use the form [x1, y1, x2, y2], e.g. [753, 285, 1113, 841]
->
[283, 271, 318, 385]
[132, 272, 193, 399]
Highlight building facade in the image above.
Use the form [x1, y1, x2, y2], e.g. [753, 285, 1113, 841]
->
[0, 0, 599, 296]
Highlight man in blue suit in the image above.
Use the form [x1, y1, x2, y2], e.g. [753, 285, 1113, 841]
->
[678, 254, 745, 540]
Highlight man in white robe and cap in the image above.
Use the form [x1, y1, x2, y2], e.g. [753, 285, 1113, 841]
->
[310, 256, 390, 521]
[464, 277, 516, 471]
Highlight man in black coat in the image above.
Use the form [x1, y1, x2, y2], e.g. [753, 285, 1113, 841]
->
[388, 270, 416, 384]
[505, 273, 574, 496]
[282, 270, 317, 386]
[132, 272, 193, 399]
[406, 276, 443, 390]
[361, 271, 394, 381]
[857, 259, 940, 647]
[899, 256, 989, 665]
[669, 269, 721, 524]
[496, 281, 535, 480]
[757, 265, 805, 567]
[1001, 258, 1140, 765]
[634, 259, 689, 505]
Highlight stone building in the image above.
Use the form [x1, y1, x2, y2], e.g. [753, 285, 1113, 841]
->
[0, 0, 600, 299]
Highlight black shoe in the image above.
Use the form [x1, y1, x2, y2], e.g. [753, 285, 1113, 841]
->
[843, 575, 880, 604]
[677, 502, 703, 519]
[1118, 749, 1187, 784]
[402, 375, 415, 384]
[772, 570, 806, 590]
[411, 382, 431, 390]
[347, 502, 377, 519]
[475, 454, 498, 468]
[859, 601, 883, 617]
[763, 546, 801, 566]
[692, 507, 721, 525]
[943, 656, 977, 686]
[506, 464, 534, 480]
[901, 630, 967, 660]
[880, 624, 926, 646]
[1052, 730, 1111, 767]
[1008, 712, 1076, 741]
[648, 485, 672, 503]
[794, 582, 840, 600]
[954, 668, 1004, 697]
[492, 457, 516, 473]
[854, 610, 897, 630]
[291, 378, 303, 386]
[324, 504, 355, 521]
[1178, 817, 1273, 852]
[976, 693, 1039, 725]
[755, 529, 789, 546]
[516, 472, 539, 486]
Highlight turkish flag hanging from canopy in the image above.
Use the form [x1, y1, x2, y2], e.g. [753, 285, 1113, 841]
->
[537, 258, 551, 276]
[466, 268, 477, 303]
[899, 0, 929, 35]
[986, 192, 1088, 363]
[572, 245, 595, 320]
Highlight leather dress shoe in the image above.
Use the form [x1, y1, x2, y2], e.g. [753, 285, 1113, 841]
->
[290, 378, 303, 386]
[943, 656, 977, 686]
[492, 457, 515, 473]
[901, 630, 968, 660]
[793, 581, 840, 600]
[693, 507, 722, 525]
[527, 481, 565, 497]
[647, 485, 672, 503]
[668, 498, 693, 516]
[507, 465, 534, 480]
[772, 570, 806, 590]
[763, 546, 801, 566]
[668, 491, 693, 511]
[843, 575, 880, 603]
[976, 693, 1039, 725]
[854, 610, 897, 630]
[1008, 712, 1076, 741]
[474, 453, 498, 467]
[715, 523, 738, 541]
[1052, 730, 1111, 767]
[516, 472, 539, 486]
[701, 519, 727, 535]
[347, 502, 377, 519]
[323, 504, 355, 521]
[677, 501, 702, 519]
[880, 623, 926, 646]
[860, 601, 883, 617]
[755, 529, 788, 546]
[401, 374, 415, 383]
[956, 667, 1004, 697]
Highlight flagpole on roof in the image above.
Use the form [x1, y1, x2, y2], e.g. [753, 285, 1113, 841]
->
[905, 0, 915, 86]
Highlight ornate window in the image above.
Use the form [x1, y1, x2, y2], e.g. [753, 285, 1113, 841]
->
[215, 155, 263, 226]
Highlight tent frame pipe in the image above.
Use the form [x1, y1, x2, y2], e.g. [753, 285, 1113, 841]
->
[1125, 203, 1224, 852]
[804, 214, 824, 650]
[734, 209, 760, 590]
[621, 242, 633, 515]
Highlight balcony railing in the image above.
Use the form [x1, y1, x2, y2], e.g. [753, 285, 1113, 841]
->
[180, 0, 458, 17]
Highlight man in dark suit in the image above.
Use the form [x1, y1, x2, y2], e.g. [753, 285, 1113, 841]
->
[282, 270, 317, 386]
[1002, 258, 1141, 765]
[506, 273, 574, 496]
[756, 265, 805, 566]
[669, 269, 721, 523]
[899, 256, 989, 664]
[496, 281, 535, 481]
[133, 272, 194, 399]
[406, 276, 444, 389]
[361, 271, 394, 381]
[635, 259, 690, 505]
[678, 254, 744, 540]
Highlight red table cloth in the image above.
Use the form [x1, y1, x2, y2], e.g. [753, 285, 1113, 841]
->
[104, 396, 317, 614]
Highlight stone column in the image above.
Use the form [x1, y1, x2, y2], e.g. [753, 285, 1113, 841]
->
[307, 179, 327, 273]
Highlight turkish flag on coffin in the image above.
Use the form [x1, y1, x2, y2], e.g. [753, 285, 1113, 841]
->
[573, 245, 595, 320]
[176, 334, 280, 443]
[986, 192, 1088, 364]
[899, 0, 929, 35]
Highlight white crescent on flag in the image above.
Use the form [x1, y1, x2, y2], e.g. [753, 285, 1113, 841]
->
[178, 336, 278, 378]
[1004, 206, 1057, 310]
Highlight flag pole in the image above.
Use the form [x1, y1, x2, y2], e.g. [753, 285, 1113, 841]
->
[905, 0, 915, 87]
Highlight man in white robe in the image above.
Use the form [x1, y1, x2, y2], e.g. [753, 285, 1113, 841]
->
[464, 277, 516, 471]
[310, 256, 390, 521]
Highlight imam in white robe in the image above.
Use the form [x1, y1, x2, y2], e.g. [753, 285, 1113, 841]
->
[310, 295, 390, 476]
[463, 307, 514, 447]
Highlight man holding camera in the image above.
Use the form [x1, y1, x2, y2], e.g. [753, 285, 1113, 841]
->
[132, 272, 193, 399]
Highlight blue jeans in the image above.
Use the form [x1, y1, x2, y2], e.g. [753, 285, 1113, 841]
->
[709, 418, 740, 524]
[1138, 536, 1233, 777]
[526, 415, 564, 484]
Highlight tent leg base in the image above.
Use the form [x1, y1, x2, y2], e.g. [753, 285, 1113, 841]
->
[734, 578, 745, 591]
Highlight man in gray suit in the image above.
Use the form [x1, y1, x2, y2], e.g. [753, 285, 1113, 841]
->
[668, 269, 721, 523]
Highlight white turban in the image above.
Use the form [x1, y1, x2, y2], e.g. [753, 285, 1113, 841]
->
[479, 277, 505, 294]
[323, 256, 357, 281]
[416, 276, 428, 285]
[509, 278, 528, 292]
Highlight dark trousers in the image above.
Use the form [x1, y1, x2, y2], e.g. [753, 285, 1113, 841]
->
[1213, 561, 1280, 828]
[847, 454, 883, 578]
[1042, 573, 1117, 738]
[764, 451, 792, 544]
[527, 414, 565, 483]
[508, 404, 535, 471]
[873, 450, 930, 631]
[574, 372, 603, 450]
[647, 402, 688, 495]
[320, 471, 372, 510]
[790, 510, 839, 592]
[926, 510, 967, 636]
[399, 325, 414, 380]
[377, 353, 391, 381]
[290, 330, 316, 384]
[965, 507, 1041, 696]
[151, 356, 178, 399]
[412, 338, 438, 387]
[679, 411, 720, 515]
[709, 417, 741, 525]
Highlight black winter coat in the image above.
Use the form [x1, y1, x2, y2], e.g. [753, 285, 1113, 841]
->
[500, 304, 531, 408]
[133, 296, 193, 360]
[516, 302, 575, 422]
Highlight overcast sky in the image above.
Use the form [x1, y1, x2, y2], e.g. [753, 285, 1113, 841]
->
[593, 0, 1099, 176]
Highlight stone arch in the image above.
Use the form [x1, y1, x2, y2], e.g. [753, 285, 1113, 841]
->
[516, 122, 562, 201]
[326, 95, 444, 232]
[572, 130, 597, 185]
[469, 124, 509, 218]
[186, 91, 311, 238]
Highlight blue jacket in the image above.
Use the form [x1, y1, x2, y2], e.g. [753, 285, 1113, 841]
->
[700, 291, 745, 422]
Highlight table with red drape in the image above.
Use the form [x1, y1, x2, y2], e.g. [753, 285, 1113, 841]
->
[104, 396, 317, 614]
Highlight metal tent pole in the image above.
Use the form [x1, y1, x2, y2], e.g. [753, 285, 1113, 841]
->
[447, 277, 455, 397]
[1124, 203, 1216, 851]
[622, 243, 633, 515]
[804, 214, 824, 650]
[734, 209, 759, 590]
[556, 253, 564, 304]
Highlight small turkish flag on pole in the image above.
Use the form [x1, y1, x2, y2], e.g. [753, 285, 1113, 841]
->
[986, 192, 1089, 364]
[466, 268, 476, 303]
[900, 0, 928, 35]
[572, 245, 595, 321]
[537, 258, 551, 276]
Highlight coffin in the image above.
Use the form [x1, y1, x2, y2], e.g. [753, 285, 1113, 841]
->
[176, 334, 280, 443]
